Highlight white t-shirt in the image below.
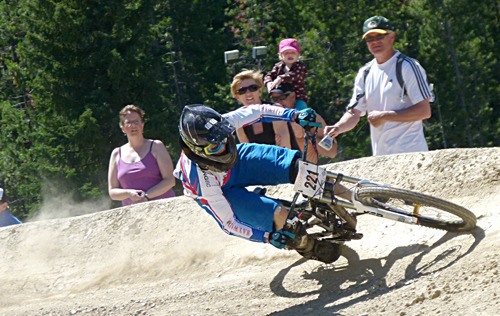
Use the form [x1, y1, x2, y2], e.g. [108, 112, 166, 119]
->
[348, 51, 432, 156]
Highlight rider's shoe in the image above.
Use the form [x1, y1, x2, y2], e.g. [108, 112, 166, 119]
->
[284, 219, 342, 264]
[296, 240, 342, 264]
[282, 217, 312, 251]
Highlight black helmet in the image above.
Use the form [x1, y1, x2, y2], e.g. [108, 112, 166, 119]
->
[179, 104, 238, 172]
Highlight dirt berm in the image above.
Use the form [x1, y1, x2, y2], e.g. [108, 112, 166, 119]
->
[1, 147, 499, 315]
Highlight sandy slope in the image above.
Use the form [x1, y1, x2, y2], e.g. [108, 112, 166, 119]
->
[0, 147, 499, 316]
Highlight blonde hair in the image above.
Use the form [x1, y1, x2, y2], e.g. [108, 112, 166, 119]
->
[230, 69, 263, 98]
[119, 104, 145, 126]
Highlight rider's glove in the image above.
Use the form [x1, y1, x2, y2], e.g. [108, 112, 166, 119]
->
[269, 230, 295, 249]
[294, 108, 318, 128]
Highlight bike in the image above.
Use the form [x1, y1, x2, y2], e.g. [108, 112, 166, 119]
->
[267, 121, 477, 264]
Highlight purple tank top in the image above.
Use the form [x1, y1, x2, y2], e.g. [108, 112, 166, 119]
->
[117, 141, 175, 205]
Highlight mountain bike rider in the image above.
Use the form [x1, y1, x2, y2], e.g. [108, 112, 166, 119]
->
[174, 104, 341, 263]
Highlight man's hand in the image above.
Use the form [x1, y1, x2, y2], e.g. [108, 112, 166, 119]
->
[324, 108, 362, 137]
[294, 108, 320, 128]
[324, 125, 341, 138]
[269, 230, 295, 249]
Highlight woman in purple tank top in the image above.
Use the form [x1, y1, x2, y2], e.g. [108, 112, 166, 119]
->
[108, 105, 176, 206]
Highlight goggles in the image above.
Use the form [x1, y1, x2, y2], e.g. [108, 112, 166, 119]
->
[202, 140, 227, 155]
[181, 134, 227, 156]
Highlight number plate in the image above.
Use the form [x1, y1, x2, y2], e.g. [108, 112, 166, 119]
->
[293, 161, 327, 198]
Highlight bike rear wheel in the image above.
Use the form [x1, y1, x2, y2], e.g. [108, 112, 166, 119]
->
[356, 186, 477, 232]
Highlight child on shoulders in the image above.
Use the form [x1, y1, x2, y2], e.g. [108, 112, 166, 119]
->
[264, 38, 308, 110]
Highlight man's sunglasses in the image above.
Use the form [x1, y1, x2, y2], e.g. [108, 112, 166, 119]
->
[364, 34, 388, 43]
[271, 92, 291, 103]
[237, 84, 259, 95]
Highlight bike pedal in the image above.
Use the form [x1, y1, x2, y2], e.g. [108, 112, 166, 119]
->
[351, 232, 363, 240]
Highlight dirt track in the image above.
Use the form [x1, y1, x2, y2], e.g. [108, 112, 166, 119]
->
[1, 147, 499, 315]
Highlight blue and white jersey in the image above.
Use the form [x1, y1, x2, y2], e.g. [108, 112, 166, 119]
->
[173, 104, 297, 243]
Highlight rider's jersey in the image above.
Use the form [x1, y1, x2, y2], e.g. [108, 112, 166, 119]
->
[173, 104, 297, 242]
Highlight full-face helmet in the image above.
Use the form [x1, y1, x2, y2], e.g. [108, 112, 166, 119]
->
[179, 104, 238, 172]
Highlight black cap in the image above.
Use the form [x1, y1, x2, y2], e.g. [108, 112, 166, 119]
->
[270, 82, 294, 94]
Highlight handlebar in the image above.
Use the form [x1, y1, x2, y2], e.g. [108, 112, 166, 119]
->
[299, 120, 322, 129]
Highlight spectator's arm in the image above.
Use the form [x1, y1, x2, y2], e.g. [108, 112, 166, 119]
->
[324, 108, 362, 138]
[272, 121, 291, 149]
[236, 127, 249, 143]
[367, 99, 431, 128]
[147, 140, 176, 198]
[314, 114, 337, 158]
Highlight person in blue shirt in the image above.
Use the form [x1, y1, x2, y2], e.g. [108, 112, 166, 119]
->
[0, 187, 22, 227]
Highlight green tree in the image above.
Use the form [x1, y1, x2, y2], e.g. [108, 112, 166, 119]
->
[0, 0, 233, 218]
[0, 0, 497, 220]
[404, 0, 499, 149]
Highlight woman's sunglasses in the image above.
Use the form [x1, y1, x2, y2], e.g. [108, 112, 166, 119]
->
[237, 84, 259, 95]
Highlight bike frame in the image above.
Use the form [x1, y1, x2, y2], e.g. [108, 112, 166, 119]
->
[295, 164, 419, 231]
[325, 172, 417, 224]
[295, 126, 420, 230]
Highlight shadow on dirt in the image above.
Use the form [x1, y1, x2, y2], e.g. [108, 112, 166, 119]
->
[268, 227, 485, 316]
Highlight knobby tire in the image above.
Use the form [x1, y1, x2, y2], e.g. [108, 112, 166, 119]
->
[356, 186, 477, 232]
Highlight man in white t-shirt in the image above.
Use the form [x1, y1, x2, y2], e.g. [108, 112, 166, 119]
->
[324, 16, 432, 156]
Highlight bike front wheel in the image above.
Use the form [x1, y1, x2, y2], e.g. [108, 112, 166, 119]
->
[356, 186, 477, 232]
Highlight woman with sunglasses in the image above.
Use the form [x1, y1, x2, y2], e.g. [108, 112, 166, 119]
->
[174, 104, 342, 263]
[230, 70, 300, 151]
[108, 104, 176, 206]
